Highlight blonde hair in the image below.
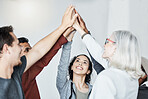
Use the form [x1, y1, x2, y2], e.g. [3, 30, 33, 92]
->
[110, 30, 144, 79]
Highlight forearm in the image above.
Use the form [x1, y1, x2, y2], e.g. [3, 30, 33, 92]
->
[25, 25, 67, 72]
[40, 35, 68, 66]
[32, 26, 66, 57]
[56, 42, 72, 92]
[82, 34, 108, 69]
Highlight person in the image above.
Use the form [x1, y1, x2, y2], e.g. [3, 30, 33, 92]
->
[18, 37, 32, 56]
[73, 10, 145, 99]
[56, 28, 94, 99]
[18, 27, 74, 99]
[137, 57, 148, 99]
[0, 5, 78, 99]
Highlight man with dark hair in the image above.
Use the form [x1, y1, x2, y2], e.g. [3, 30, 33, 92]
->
[18, 28, 73, 99]
[0, 5, 77, 99]
[18, 37, 31, 56]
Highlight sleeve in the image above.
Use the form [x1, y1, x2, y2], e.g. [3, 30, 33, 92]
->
[82, 34, 108, 69]
[89, 73, 116, 99]
[56, 41, 72, 94]
[87, 49, 104, 74]
[23, 35, 68, 80]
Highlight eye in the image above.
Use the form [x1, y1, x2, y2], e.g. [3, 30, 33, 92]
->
[24, 48, 30, 52]
[76, 60, 79, 62]
[83, 61, 87, 64]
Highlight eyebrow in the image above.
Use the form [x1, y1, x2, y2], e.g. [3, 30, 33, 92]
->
[76, 58, 88, 62]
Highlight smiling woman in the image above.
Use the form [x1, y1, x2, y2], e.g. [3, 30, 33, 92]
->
[56, 41, 93, 99]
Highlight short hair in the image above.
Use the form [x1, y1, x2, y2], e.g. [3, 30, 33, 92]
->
[68, 54, 93, 83]
[110, 30, 144, 79]
[0, 26, 14, 53]
[18, 37, 29, 43]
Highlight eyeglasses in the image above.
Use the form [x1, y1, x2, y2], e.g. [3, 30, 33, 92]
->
[105, 38, 116, 45]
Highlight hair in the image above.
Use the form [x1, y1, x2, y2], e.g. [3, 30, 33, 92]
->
[110, 30, 144, 79]
[0, 26, 14, 53]
[68, 54, 93, 83]
[18, 37, 29, 43]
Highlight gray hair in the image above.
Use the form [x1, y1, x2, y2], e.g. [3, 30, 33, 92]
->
[110, 30, 144, 79]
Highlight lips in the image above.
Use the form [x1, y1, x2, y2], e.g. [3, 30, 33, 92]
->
[76, 66, 83, 70]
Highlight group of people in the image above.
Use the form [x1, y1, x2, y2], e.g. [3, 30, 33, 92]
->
[0, 5, 148, 99]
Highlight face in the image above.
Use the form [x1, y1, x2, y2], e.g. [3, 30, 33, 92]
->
[9, 32, 22, 66]
[20, 42, 31, 56]
[71, 55, 90, 75]
[102, 34, 116, 60]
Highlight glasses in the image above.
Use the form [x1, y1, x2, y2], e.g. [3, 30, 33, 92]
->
[105, 38, 116, 45]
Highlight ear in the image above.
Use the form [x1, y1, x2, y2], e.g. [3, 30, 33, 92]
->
[86, 70, 90, 75]
[2, 44, 10, 54]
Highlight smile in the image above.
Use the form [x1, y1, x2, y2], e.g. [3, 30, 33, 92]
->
[76, 66, 83, 70]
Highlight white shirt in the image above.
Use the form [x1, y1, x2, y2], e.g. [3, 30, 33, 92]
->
[89, 67, 138, 99]
[82, 34, 139, 99]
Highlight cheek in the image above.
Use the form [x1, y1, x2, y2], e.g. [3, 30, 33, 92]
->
[103, 45, 115, 58]
[71, 65, 74, 70]
[83, 65, 89, 71]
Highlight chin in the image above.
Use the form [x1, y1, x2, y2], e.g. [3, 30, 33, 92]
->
[102, 53, 106, 59]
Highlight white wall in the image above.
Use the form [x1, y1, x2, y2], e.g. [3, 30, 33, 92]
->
[0, 0, 148, 98]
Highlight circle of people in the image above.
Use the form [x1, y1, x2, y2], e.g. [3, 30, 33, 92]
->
[0, 5, 148, 99]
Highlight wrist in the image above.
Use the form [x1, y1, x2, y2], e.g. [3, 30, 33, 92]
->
[81, 31, 90, 39]
[59, 25, 67, 31]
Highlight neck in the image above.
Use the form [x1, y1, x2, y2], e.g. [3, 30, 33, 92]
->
[0, 59, 14, 79]
[73, 73, 87, 88]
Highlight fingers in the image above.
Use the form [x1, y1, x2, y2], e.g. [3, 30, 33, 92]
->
[69, 7, 75, 18]
[77, 12, 84, 24]
[71, 14, 78, 25]
[65, 5, 73, 15]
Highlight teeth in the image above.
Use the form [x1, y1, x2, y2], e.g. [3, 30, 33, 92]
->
[76, 66, 83, 70]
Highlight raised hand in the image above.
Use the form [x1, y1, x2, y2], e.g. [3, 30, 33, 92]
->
[73, 9, 88, 36]
[75, 10, 89, 33]
[63, 27, 76, 42]
[61, 5, 78, 30]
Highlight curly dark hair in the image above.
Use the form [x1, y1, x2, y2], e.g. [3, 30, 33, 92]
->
[68, 54, 93, 83]
[0, 26, 14, 53]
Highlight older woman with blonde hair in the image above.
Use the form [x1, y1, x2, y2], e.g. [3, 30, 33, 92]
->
[73, 11, 145, 99]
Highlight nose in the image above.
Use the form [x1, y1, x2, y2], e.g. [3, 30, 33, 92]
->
[78, 62, 82, 66]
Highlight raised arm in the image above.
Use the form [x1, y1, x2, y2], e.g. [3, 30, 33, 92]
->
[56, 28, 75, 94]
[22, 35, 68, 80]
[73, 10, 108, 69]
[24, 6, 78, 72]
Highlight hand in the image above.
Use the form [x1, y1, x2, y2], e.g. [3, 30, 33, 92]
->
[61, 5, 78, 30]
[66, 29, 76, 42]
[63, 27, 76, 41]
[76, 11, 89, 33]
[73, 9, 88, 36]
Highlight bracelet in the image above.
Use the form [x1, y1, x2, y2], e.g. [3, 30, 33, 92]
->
[81, 31, 90, 39]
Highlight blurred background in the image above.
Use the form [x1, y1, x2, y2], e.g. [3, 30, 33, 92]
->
[0, 0, 148, 98]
